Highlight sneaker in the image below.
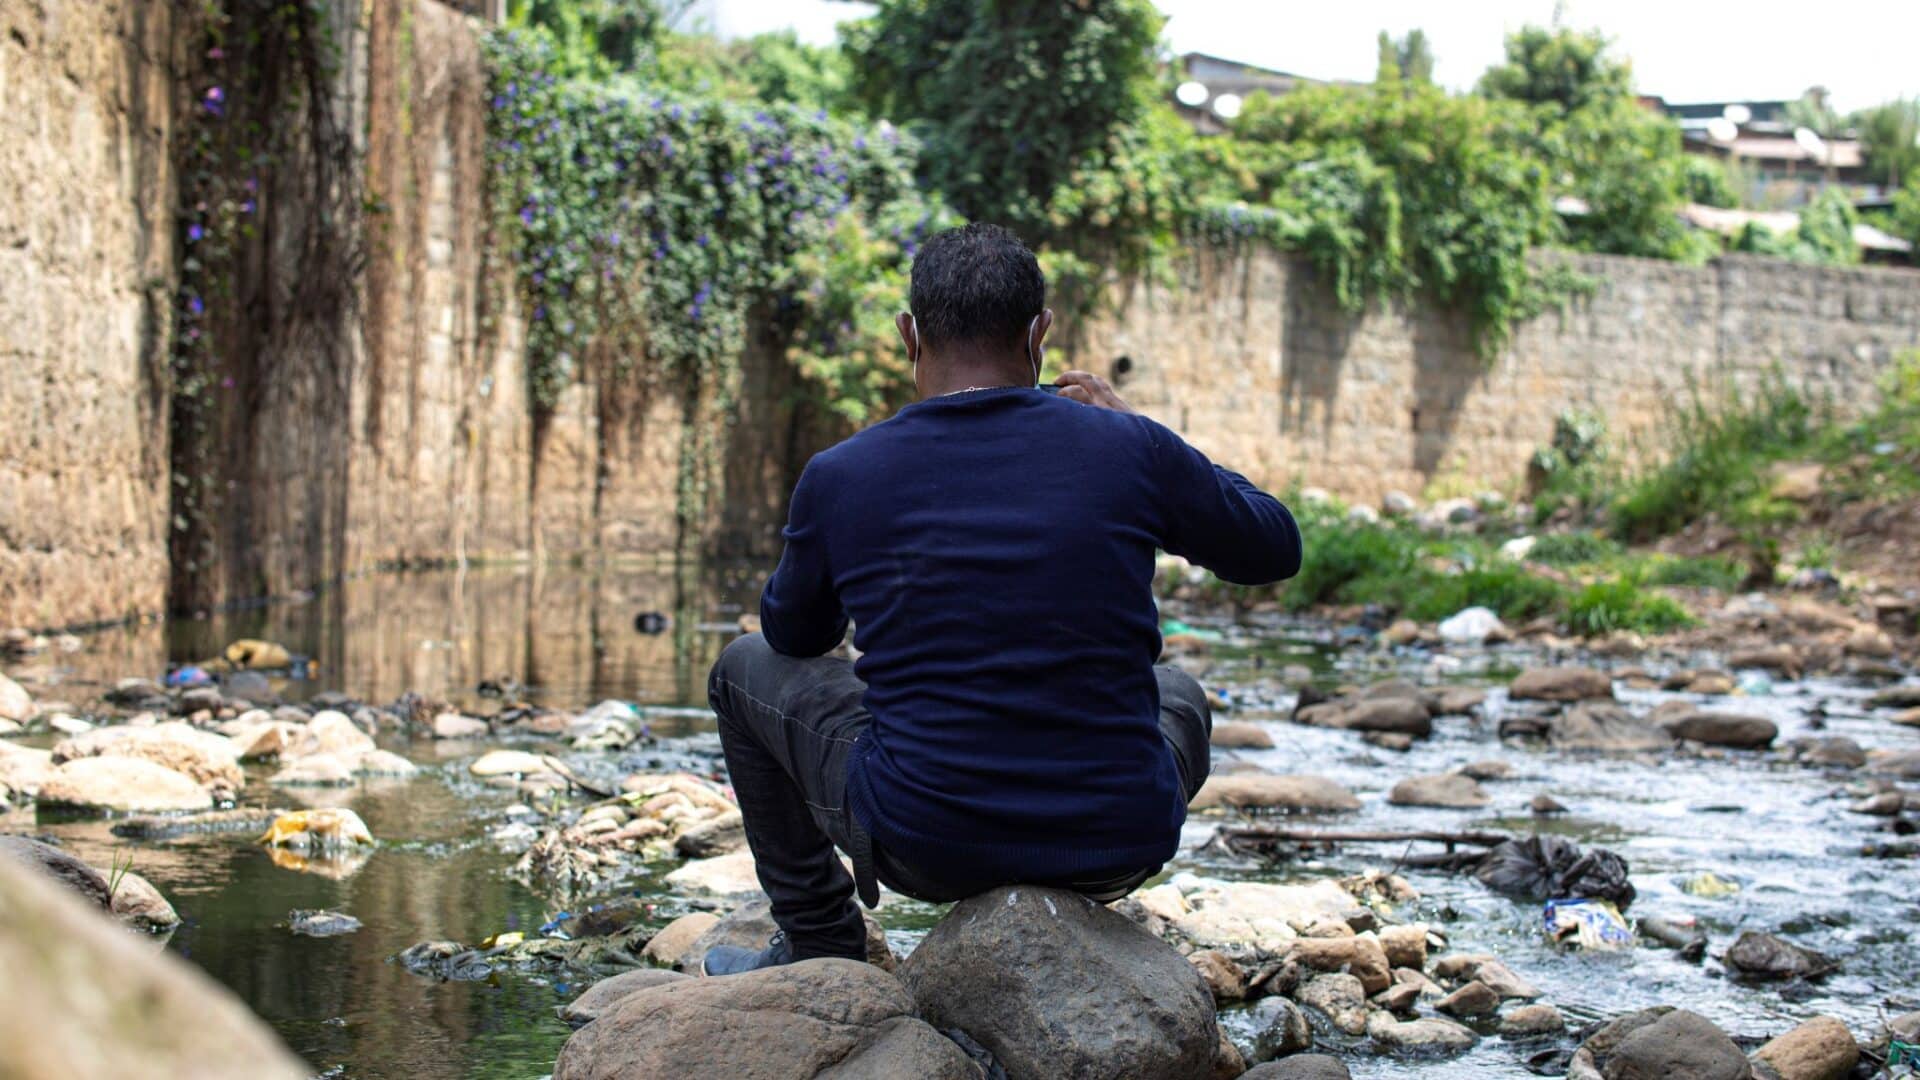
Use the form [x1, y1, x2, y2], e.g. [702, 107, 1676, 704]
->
[700, 930, 794, 976]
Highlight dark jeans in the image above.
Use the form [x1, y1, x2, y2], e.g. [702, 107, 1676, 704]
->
[708, 632, 1212, 960]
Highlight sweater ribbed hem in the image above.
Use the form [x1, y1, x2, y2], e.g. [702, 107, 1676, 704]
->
[847, 757, 1179, 882]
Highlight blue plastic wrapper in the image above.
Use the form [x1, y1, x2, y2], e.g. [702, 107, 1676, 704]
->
[1545, 897, 1633, 950]
[164, 664, 213, 689]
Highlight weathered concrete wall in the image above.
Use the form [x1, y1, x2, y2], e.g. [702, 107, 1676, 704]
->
[1061, 249, 1920, 506]
[0, 0, 175, 628]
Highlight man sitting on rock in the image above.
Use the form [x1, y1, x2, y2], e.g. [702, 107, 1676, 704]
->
[703, 223, 1302, 975]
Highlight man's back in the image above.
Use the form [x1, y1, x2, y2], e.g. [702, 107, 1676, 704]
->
[759, 384, 1301, 883]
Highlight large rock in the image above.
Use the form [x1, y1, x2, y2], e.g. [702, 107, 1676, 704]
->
[0, 856, 308, 1078]
[287, 710, 378, 762]
[1143, 878, 1361, 951]
[0, 741, 54, 797]
[111, 871, 181, 931]
[558, 968, 690, 1027]
[1288, 935, 1391, 994]
[662, 850, 763, 897]
[38, 756, 212, 814]
[1211, 722, 1275, 748]
[1751, 1016, 1857, 1080]
[0, 673, 31, 722]
[899, 886, 1216, 1080]
[1296, 972, 1369, 1036]
[1865, 685, 1920, 710]
[1249, 997, 1312, 1061]
[1664, 711, 1778, 750]
[1511, 667, 1614, 702]
[1724, 932, 1835, 981]
[1333, 698, 1432, 737]
[1571, 1007, 1750, 1080]
[1190, 775, 1360, 812]
[0, 835, 110, 909]
[1549, 704, 1674, 754]
[53, 722, 244, 794]
[1388, 773, 1489, 808]
[675, 899, 894, 975]
[553, 958, 979, 1079]
[673, 810, 746, 858]
[640, 912, 719, 968]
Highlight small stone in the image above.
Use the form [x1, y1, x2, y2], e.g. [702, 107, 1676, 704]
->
[1510, 667, 1614, 702]
[673, 810, 745, 858]
[1362, 732, 1415, 752]
[1459, 759, 1511, 780]
[1499, 1003, 1564, 1036]
[1752, 1015, 1857, 1080]
[1547, 703, 1674, 754]
[1337, 698, 1433, 736]
[1380, 619, 1421, 646]
[1211, 1024, 1246, 1080]
[1190, 949, 1246, 1001]
[1685, 671, 1737, 695]
[1437, 979, 1500, 1017]
[662, 851, 761, 897]
[1433, 687, 1488, 716]
[431, 713, 489, 739]
[1249, 997, 1312, 1061]
[1666, 710, 1778, 750]
[1297, 972, 1369, 1035]
[269, 753, 356, 787]
[1364, 1012, 1477, 1053]
[1288, 935, 1390, 994]
[356, 750, 418, 777]
[640, 912, 720, 968]
[1378, 924, 1428, 970]
[470, 749, 562, 778]
[1851, 791, 1906, 816]
[1725, 931, 1836, 981]
[1212, 722, 1274, 749]
[1190, 775, 1360, 812]
[1531, 793, 1569, 814]
[1242, 1055, 1352, 1079]
[1892, 707, 1920, 728]
[287, 909, 361, 937]
[1388, 772, 1490, 808]
[1373, 982, 1420, 1013]
[1432, 954, 1540, 1000]
[1382, 490, 1417, 517]
[0, 674, 32, 723]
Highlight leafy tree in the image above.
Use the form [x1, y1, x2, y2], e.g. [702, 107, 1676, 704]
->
[842, 0, 1163, 245]
[733, 31, 850, 114]
[1376, 29, 1434, 85]
[1896, 175, 1920, 260]
[1683, 155, 1739, 209]
[1794, 187, 1860, 266]
[505, 0, 691, 76]
[1480, 26, 1707, 262]
[1854, 98, 1920, 190]
[1784, 86, 1845, 137]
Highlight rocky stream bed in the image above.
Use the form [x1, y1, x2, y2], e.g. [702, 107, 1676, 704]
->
[1, 566, 1916, 1079]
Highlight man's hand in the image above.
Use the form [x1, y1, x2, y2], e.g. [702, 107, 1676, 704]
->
[1054, 371, 1134, 414]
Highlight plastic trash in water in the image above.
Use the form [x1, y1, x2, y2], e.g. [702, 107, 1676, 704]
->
[1735, 671, 1773, 696]
[1545, 898, 1633, 950]
[1438, 606, 1506, 645]
[164, 664, 213, 689]
[1890, 1040, 1918, 1067]
[1681, 871, 1741, 898]
[1160, 618, 1224, 643]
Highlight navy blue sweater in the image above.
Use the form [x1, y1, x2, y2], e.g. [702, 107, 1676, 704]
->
[760, 386, 1302, 881]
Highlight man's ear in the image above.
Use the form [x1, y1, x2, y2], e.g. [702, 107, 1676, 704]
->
[1031, 308, 1055, 367]
[896, 312, 917, 363]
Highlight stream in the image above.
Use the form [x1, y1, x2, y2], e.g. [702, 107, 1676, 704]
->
[5, 564, 1917, 1078]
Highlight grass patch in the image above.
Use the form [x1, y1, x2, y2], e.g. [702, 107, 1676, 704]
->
[1565, 579, 1695, 636]
[1528, 531, 1621, 565]
[1635, 554, 1747, 592]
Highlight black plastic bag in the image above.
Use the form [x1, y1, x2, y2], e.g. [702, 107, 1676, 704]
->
[1475, 835, 1636, 910]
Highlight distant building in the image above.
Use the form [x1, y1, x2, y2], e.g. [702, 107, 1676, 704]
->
[1654, 97, 1874, 207]
[1171, 52, 1326, 134]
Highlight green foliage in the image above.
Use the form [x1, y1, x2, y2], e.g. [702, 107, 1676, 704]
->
[1480, 26, 1705, 262]
[1637, 555, 1746, 592]
[1683, 155, 1740, 209]
[1376, 29, 1434, 85]
[1896, 175, 1920, 259]
[731, 31, 850, 114]
[1231, 80, 1558, 353]
[1610, 375, 1818, 542]
[505, 0, 687, 76]
[1794, 188, 1861, 266]
[843, 0, 1162, 246]
[1784, 86, 1845, 138]
[1566, 579, 1693, 636]
[483, 28, 943, 414]
[1398, 560, 1568, 623]
[1853, 98, 1920, 190]
[1527, 531, 1621, 566]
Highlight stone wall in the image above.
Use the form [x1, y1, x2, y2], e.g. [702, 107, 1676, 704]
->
[0, 0, 175, 628]
[1060, 249, 1920, 507]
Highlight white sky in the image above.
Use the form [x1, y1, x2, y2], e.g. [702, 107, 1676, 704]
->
[682, 0, 1920, 113]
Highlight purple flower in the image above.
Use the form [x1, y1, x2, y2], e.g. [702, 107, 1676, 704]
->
[533, 305, 546, 320]
[520, 206, 534, 225]
[206, 86, 224, 104]
[241, 199, 256, 215]
[492, 95, 507, 109]
[207, 47, 225, 60]
[855, 136, 866, 150]
[221, 376, 235, 389]
[187, 296, 204, 316]
[696, 234, 709, 248]
[187, 224, 205, 242]
[721, 172, 734, 185]
[779, 147, 793, 165]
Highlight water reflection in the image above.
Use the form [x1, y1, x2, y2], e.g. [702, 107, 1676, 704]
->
[30, 562, 773, 713]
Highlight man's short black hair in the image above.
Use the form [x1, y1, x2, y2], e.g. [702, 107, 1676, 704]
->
[908, 223, 1046, 352]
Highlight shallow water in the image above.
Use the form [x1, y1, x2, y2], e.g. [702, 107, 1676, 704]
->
[8, 566, 1919, 1078]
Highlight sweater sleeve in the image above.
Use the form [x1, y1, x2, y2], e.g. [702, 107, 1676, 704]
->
[1148, 421, 1303, 586]
[759, 459, 850, 657]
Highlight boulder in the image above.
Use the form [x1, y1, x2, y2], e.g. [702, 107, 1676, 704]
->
[1212, 1025, 1246, 1080]
[0, 836, 111, 909]
[1724, 932, 1835, 981]
[268, 752, 356, 787]
[1751, 1016, 1857, 1080]
[0, 741, 55, 797]
[1784, 737, 1865, 768]
[639, 912, 719, 968]
[1388, 773, 1489, 808]
[552, 958, 979, 1080]
[1157, 878, 1364, 951]
[1296, 972, 1369, 1036]
[1249, 997, 1312, 1061]
[1365, 1013, 1477, 1054]
[112, 871, 181, 931]
[899, 886, 1216, 1080]
[431, 713, 489, 739]
[676, 899, 893, 975]
[1190, 775, 1360, 813]
[1378, 925, 1428, 970]
[0, 856, 308, 1078]
[0, 673, 32, 722]
[673, 810, 746, 858]
[357, 749, 419, 777]
[1433, 687, 1488, 716]
[662, 850, 762, 898]
[1212, 722, 1275, 749]
[1243, 1055, 1351, 1080]
[558, 968, 691, 1027]
[288, 711, 377, 762]
[1511, 667, 1614, 702]
[1582, 1007, 1751, 1080]
[1865, 685, 1920, 710]
[1665, 711, 1778, 750]
[1436, 980, 1499, 1017]
[1548, 704, 1674, 754]
[38, 756, 211, 813]
[1339, 698, 1433, 737]
[1500, 1003, 1565, 1036]
[53, 722, 244, 794]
